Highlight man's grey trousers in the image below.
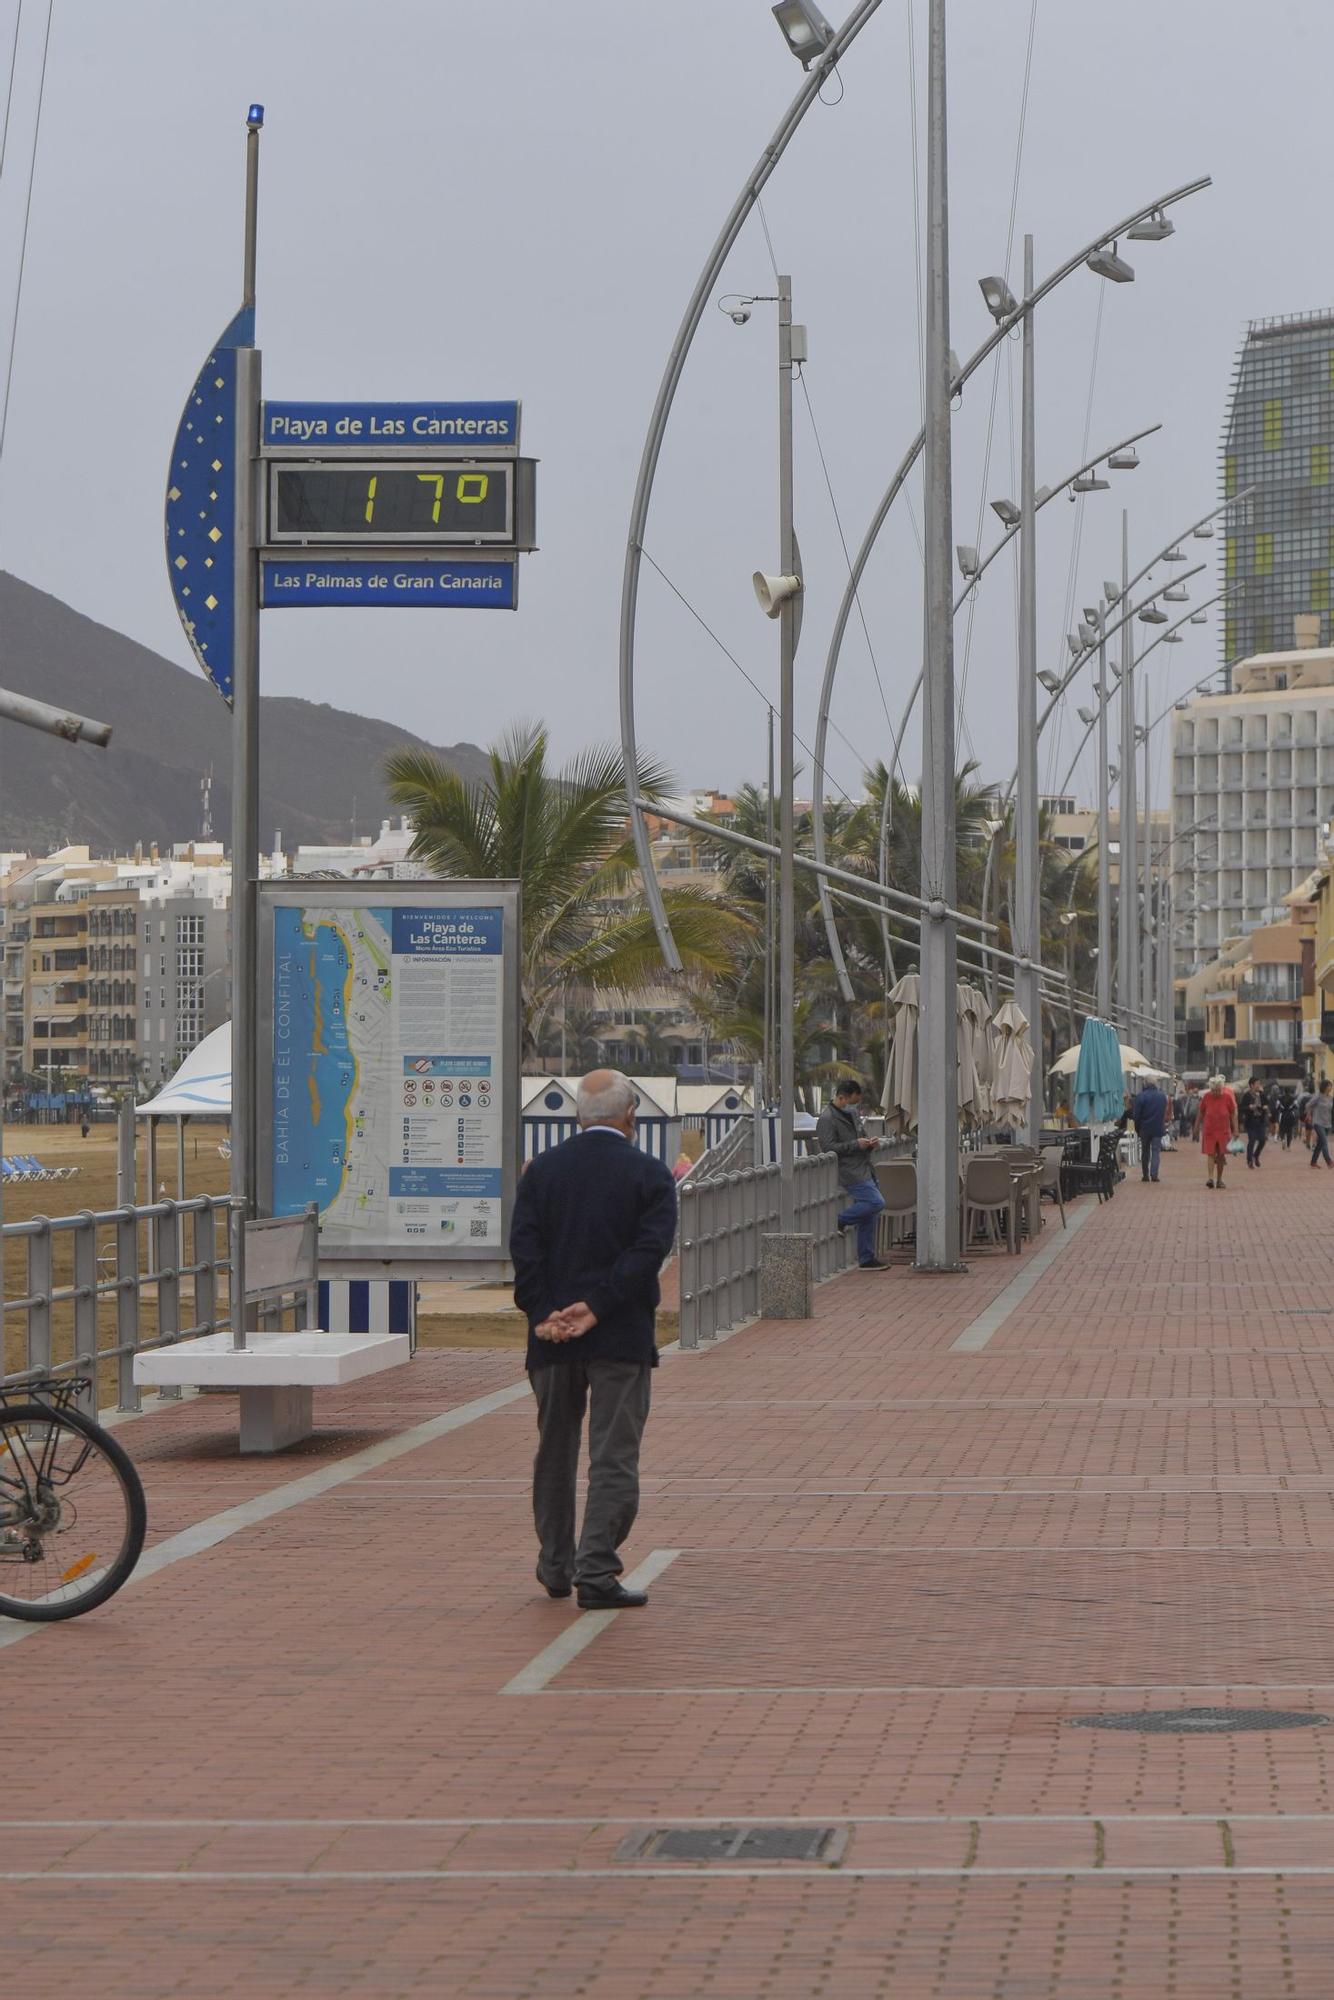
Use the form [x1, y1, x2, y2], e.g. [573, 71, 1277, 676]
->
[531, 1356, 652, 1589]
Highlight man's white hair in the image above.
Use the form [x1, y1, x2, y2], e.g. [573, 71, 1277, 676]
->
[576, 1069, 637, 1126]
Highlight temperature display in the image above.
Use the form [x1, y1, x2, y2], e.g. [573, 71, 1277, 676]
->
[268, 460, 513, 544]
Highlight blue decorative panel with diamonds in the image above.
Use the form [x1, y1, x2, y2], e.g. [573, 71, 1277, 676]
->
[163, 303, 253, 705]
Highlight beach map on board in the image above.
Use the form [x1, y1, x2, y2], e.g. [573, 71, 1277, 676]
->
[270, 902, 505, 1253]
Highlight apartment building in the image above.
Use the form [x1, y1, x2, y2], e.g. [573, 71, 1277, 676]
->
[1221, 309, 1334, 675]
[1182, 918, 1309, 1081]
[4, 848, 119, 1088]
[1043, 798, 1171, 888]
[1171, 647, 1334, 979]
[86, 885, 141, 1086]
[136, 846, 231, 1090]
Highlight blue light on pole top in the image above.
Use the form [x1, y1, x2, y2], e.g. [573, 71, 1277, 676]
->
[247, 103, 264, 127]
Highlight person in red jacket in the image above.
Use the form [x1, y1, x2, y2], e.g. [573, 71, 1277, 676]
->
[1193, 1074, 1238, 1190]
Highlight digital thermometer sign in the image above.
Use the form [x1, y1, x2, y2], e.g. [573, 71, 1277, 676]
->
[268, 460, 518, 544]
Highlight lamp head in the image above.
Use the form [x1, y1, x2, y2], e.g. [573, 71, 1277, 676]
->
[978, 274, 1019, 323]
[956, 543, 980, 580]
[1127, 209, 1175, 241]
[990, 496, 1020, 528]
[1037, 669, 1063, 694]
[1087, 242, 1135, 284]
[771, 0, 836, 64]
[1107, 446, 1140, 471]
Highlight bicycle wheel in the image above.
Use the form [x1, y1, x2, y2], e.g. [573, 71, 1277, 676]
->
[0, 1402, 146, 1621]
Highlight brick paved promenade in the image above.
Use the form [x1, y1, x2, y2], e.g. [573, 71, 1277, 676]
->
[5, 1137, 1334, 1995]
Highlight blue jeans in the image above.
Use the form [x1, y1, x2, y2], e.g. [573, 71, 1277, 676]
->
[838, 1179, 886, 1264]
[1312, 1125, 1332, 1166]
[1138, 1132, 1161, 1180]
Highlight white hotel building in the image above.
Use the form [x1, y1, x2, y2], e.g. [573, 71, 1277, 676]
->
[1172, 646, 1334, 978]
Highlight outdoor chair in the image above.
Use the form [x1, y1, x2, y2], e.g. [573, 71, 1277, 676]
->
[961, 1155, 1020, 1253]
[994, 1147, 1042, 1240]
[1038, 1146, 1066, 1227]
[874, 1158, 917, 1257]
[1060, 1131, 1119, 1204]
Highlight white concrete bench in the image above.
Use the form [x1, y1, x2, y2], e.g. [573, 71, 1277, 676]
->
[134, 1328, 410, 1451]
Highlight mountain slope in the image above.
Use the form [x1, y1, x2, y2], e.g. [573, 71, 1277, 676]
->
[0, 571, 489, 852]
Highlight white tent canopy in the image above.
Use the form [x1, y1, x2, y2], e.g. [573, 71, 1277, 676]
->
[136, 1021, 231, 1119]
[1047, 1040, 1166, 1083]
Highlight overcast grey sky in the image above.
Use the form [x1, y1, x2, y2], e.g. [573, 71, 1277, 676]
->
[0, 1, 1323, 816]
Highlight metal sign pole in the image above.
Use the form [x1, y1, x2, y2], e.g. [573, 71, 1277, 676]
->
[230, 109, 263, 1350]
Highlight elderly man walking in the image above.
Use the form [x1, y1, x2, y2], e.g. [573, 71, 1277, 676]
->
[509, 1069, 678, 1609]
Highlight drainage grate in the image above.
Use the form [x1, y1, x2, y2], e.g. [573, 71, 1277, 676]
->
[619, 1824, 846, 1863]
[1071, 1706, 1329, 1734]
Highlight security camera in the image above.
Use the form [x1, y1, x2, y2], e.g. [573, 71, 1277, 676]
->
[729, 306, 752, 326]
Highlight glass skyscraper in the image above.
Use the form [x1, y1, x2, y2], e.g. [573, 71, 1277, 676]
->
[1221, 309, 1334, 678]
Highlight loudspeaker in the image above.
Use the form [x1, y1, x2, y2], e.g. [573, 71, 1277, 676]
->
[752, 571, 803, 619]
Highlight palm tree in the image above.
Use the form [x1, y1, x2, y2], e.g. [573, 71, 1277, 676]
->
[707, 992, 855, 1110]
[384, 722, 753, 1051]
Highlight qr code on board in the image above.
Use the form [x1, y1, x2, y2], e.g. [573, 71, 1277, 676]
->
[470, 1220, 489, 1238]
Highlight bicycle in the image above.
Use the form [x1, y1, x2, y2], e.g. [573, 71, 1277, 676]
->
[0, 1372, 146, 1621]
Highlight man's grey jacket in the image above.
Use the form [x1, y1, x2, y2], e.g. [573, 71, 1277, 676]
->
[816, 1100, 874, 1190]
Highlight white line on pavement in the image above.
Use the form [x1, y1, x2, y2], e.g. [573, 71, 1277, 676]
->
[2, 1865, 1333, 1880]
[950, 1198, 1097, 1352]
[0, 1811, 1327, 1828]
[500, 1549, 682, 1695]
[0, 1379, 532, 1654]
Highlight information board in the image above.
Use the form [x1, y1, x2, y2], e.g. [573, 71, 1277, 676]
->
[258, 883, 520, 1272]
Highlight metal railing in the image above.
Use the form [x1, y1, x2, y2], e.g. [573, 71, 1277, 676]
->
[1, 1197, 319, 1416]
[678, 1152, 853, 1350]
[2, 1194, 238, 1413]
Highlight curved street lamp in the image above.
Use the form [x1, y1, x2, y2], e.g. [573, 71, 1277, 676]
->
[834, 420, 1163, 1005]
[974, 558, 1215, 1025]
[618, 0, 886, 978]
[805, 180, 1210, 994]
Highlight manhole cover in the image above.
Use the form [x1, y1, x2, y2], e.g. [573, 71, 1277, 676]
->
[1071, 1707, 1329, 1734]
[619, 1824, 846, 1863]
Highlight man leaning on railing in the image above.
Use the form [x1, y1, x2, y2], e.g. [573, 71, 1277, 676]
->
[816, 1079, 888, 1272]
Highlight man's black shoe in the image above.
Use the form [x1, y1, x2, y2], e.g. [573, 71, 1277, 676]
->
[537, 1565, 572, 1599]
[576, 1582, 648, 1610]
[859, 1258, 891, 1270]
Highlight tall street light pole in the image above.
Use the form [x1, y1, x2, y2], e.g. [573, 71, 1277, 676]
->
[1141, 673, 1153, 1039]
[1096, 600, 1112, 1017]
[916, 0, 961, 1270]
[1014, 233, 1041, 1141]
[777, 273, 797, 1231]
[1117, 512, 1138, 1037]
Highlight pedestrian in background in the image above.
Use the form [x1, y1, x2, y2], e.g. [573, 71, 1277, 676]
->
[1280, 1091, 1299, 1149]
[1131, 1076, 1167, 1183]
[1241, 1078, 1269, 1171]
[1194, 1074, 1238, 1190]
[1311, 1080, 1334, 1170]
[1297, 1083, 1315, 1151]
[510, 1069, 678, 1611]
[817, 1078, 887, 1271]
